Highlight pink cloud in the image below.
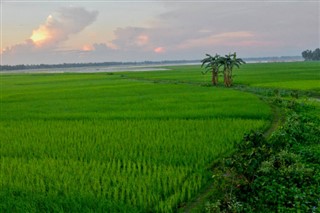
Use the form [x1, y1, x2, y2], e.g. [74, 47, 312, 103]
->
[176, 31, 271, 49]
[82, 44, 94, 51]
[136, 35, 149, 46]
[3, 7, 98, 53]
[1, 7, 99, 65]
[225, 40, 275, 47]
[154, 47, 165, 53]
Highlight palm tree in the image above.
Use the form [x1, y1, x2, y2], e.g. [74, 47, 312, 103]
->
[220, 52, 245, 87]
[201, 54, 221, 86]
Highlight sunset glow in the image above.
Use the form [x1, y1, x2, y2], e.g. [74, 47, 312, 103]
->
[29, 14, 55, 47]
[2, 2, 318, 65]
[82, 44, 94, 51]
[154, 47, 165, 53]
[136, 35, 149, 46]
[30, 27, 50, 46]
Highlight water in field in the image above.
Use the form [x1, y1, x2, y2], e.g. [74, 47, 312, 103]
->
[0, 65, 172, 74]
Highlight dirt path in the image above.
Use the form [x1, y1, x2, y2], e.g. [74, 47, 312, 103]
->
[263, 105, 283, 138]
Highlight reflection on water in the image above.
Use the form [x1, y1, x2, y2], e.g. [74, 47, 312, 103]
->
[0, 65, 172, 74]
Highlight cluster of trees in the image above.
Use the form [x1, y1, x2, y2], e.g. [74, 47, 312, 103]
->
[201, 52, 245, 87]
[301, 48, 320, 61]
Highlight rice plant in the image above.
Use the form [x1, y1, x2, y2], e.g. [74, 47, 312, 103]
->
[0, 68, 271, 212]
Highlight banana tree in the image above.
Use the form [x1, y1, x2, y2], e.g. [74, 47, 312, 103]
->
[201, 54, 221, 86]
[220, 52, 245, 87]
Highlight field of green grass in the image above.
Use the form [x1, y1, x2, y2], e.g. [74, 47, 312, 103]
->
[236, 62, 320, 91]
[0, 61, 319, 212]
[122, 61, 320, 92]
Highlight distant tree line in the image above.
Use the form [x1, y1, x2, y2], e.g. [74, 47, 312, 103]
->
[0, 60, 199, 71]
[302, 48, 320, 61]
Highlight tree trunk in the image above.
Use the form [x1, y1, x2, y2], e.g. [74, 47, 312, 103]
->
[211, 68, 218, 85]
[215, 71, 218, 85]
[228, 69, 233, 87]
[223, 68, 228, 87]
[227, 75, 232, 87]
[224, 68, 232, 87]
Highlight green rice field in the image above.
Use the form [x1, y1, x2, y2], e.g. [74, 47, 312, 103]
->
[0, 61, 319, 212]
[122, 61, 320, 91]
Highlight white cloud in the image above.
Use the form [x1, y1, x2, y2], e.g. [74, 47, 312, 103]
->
[29, 7, 98, 48]
[2, 6, 98, 64]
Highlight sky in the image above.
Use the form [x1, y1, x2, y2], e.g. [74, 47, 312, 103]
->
[1, 0, 319, 65]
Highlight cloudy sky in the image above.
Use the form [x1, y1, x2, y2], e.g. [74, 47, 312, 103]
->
[1, 0, 319, 65]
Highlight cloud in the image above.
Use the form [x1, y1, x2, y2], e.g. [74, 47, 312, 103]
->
[30, 7, 98, 48]
[112, 27, 151, 50]
[176, 31, 271, 50]
[136, 1, 318, 58]
[82, 44, 94, 51]
[2, 6, 98, 64]
[2, 1, 318, 65]
[136, 35, 149, 46]
[105, 4, 266, 58]
[154, 47, 165, 53]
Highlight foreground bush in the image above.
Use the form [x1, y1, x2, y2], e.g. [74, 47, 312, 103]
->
[207, 98, 320, 212]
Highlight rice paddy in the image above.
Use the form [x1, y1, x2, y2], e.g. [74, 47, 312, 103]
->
[1, 61, 318, 212]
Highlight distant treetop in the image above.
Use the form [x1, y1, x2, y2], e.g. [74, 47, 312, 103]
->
[302, 48, 320, 61]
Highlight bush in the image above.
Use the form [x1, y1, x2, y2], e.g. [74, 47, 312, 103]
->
[207, 99, 320, 212]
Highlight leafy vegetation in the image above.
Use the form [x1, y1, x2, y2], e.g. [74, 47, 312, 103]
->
[302, 48, 320, 61]
[201, 52, 245, 87]
[202, 92, 320, 213]
[201, 54, 220, 85]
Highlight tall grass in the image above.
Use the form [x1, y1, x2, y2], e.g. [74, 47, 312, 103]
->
[121, 61, 320, 91]
[0, 71, 271, 212]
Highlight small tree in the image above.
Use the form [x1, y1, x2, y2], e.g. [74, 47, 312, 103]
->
[201, 52, 245, 87]
[302, 49, 313, 61]
[219, 52, 246, 87]
[201, 54, 221, 86]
